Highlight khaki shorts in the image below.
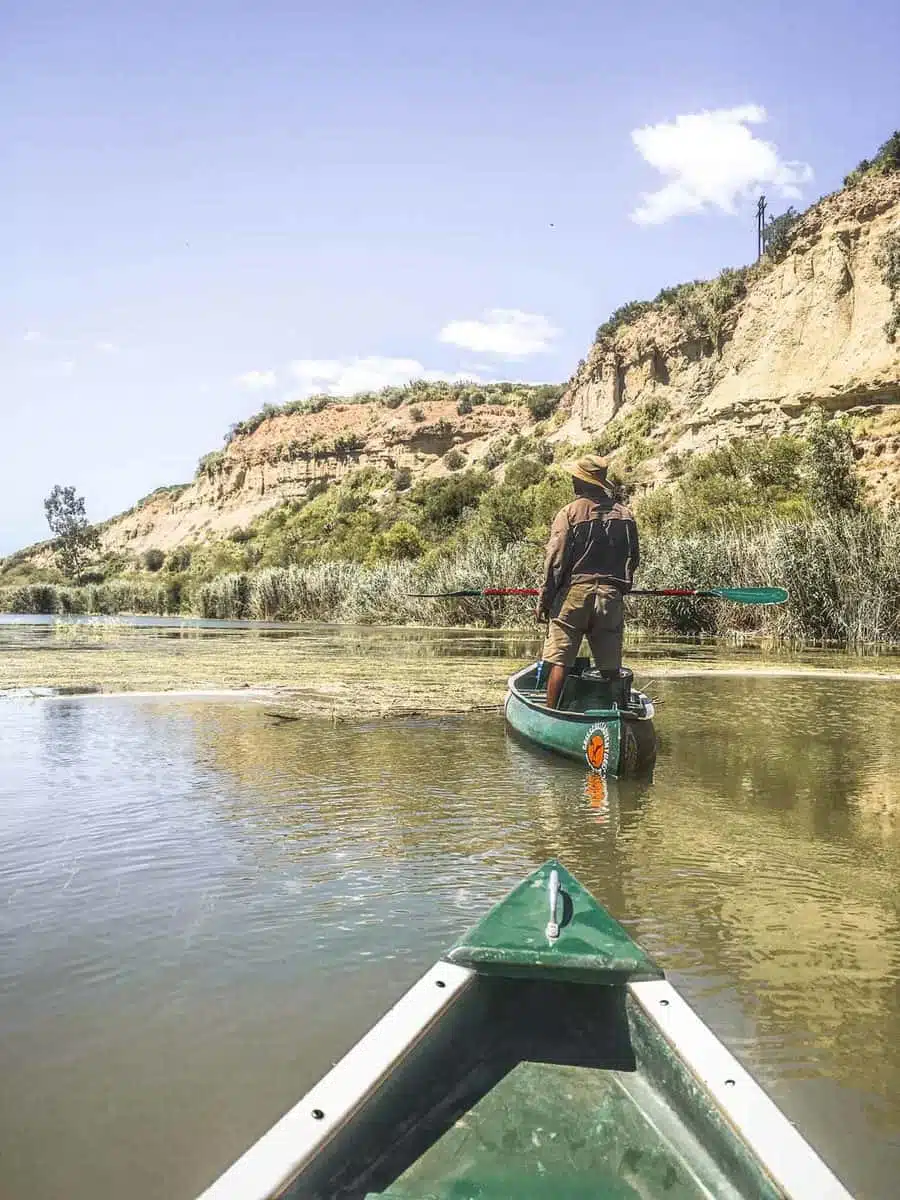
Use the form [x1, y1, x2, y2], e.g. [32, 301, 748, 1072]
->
[542, 582, 624, 671]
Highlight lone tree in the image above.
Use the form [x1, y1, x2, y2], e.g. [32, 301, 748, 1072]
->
[44, 485, 101, 582]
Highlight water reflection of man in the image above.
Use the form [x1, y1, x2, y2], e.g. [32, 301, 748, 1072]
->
[536, 455, 640, 709]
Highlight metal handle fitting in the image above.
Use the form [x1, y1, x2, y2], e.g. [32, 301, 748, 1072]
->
[546, 869, 560, 940]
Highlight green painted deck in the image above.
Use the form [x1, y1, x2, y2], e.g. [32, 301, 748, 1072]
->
[365, 1061, 746, 1199]
[446, 860, 663, 984]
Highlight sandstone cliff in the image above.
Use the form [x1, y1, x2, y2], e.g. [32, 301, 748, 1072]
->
[31, 171, 900, 563]
[563, 171, 900, 501]
[101, 395, 531, 554]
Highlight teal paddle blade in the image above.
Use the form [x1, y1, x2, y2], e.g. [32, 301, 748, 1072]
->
[711, 586, 788, 605]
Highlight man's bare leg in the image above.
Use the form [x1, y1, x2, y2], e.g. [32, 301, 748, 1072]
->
[545, 664, 567, 709]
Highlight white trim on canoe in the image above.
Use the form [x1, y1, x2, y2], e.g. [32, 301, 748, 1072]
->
[197, 962, 475, 1200]
[628, 979, 852, 1199]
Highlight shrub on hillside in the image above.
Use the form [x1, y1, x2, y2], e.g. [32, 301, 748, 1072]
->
[524, 384, 564, 421]
[197, 450, 226, 476]
[875, 228, 900, 343]
[330, 433, 365, 458]
[166, 546, 193, 572]
[409, 405, 425, 422]
[669, 269, 750, 348]
[469, 465, 570, 545]
[803, 406, 864, 511]
[593, 398, 671, 459]
[594, 270, 749, 352]
[143, 548, 165, 572]
[633, 436, 809, 536]
[409, 470, 493, 535]
[368, 521, 426, 563]
[595, 300, 654, 342]
[484, 436, 511, 469]
[444, 448, 466, 470]
[379, 388, 405, 409]
[844, 131, 900, 186]
[763, 208, 801, 261]
[504, 457, 546, 489]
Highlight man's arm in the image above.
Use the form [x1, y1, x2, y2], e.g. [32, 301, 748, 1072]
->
[538, 509, 572, 620]
[630, 516, 640, 575]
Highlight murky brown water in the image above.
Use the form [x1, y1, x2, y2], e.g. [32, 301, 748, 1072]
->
[2, 659, 899, 1197]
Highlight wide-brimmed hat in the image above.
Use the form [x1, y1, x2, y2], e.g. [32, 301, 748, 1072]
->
[561, 454, 614, 495]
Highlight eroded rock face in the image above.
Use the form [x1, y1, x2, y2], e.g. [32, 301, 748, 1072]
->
[84, 173, 900, 560]
[563, 172, 900, 501]
[100, 400, 528, 555]
[571, 352, 623, 430]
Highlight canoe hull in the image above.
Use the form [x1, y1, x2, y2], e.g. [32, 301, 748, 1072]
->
[197, 861, 852, 1200]
[504, 661, 656, 776]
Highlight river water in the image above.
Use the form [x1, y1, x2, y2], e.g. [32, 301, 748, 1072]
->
[1, 644, 899, 1197]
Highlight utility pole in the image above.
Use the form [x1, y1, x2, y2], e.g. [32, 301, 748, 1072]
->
[756, 194, 767, 260]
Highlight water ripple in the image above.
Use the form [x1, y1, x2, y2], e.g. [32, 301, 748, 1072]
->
[1, 676, 899, 1199]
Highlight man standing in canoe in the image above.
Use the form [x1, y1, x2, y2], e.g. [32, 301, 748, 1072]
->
[537, 454, 639, 709]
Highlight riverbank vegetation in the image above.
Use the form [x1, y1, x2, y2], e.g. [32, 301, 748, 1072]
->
[8, 403, 896, 648]
[5, 502, 900, 648]
[4, 406, 899, 647]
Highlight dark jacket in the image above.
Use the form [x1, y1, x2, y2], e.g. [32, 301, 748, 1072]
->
[540, 495, 640, 613]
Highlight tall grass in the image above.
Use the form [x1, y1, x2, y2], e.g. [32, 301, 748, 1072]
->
[635, 512, 900, 646]
[4, 513, 900, 646]
[195, 541, 540, 627]
[0, 580, 169, 618]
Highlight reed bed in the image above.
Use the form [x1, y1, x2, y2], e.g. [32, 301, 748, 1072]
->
[0, 580, 168, 617]
[4, 512, 900, 648]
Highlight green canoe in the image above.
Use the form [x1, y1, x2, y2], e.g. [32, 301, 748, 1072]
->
[198, 861, 851, 1200]
[504, 658, 657, 776]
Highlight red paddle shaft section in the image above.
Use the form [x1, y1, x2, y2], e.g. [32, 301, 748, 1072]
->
[481, 587, 711, 598]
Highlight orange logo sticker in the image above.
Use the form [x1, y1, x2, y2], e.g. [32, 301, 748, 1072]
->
[584, 727, 608, 772]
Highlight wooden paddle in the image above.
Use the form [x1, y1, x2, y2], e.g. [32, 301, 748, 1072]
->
[407, 586, 789, 604]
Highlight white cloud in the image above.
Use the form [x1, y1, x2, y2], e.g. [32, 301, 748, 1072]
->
[289, 356, 480, 396]
[95, 341, 118, 354]
[23, 330, 41, 343]
[629, 105, 813, 225]
[289, 359, 344, 385]
[438, 309, 558, 358]
[236, 369, 278, 390]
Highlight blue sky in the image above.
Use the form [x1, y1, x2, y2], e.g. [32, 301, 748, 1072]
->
[3, 0, 897, 552]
